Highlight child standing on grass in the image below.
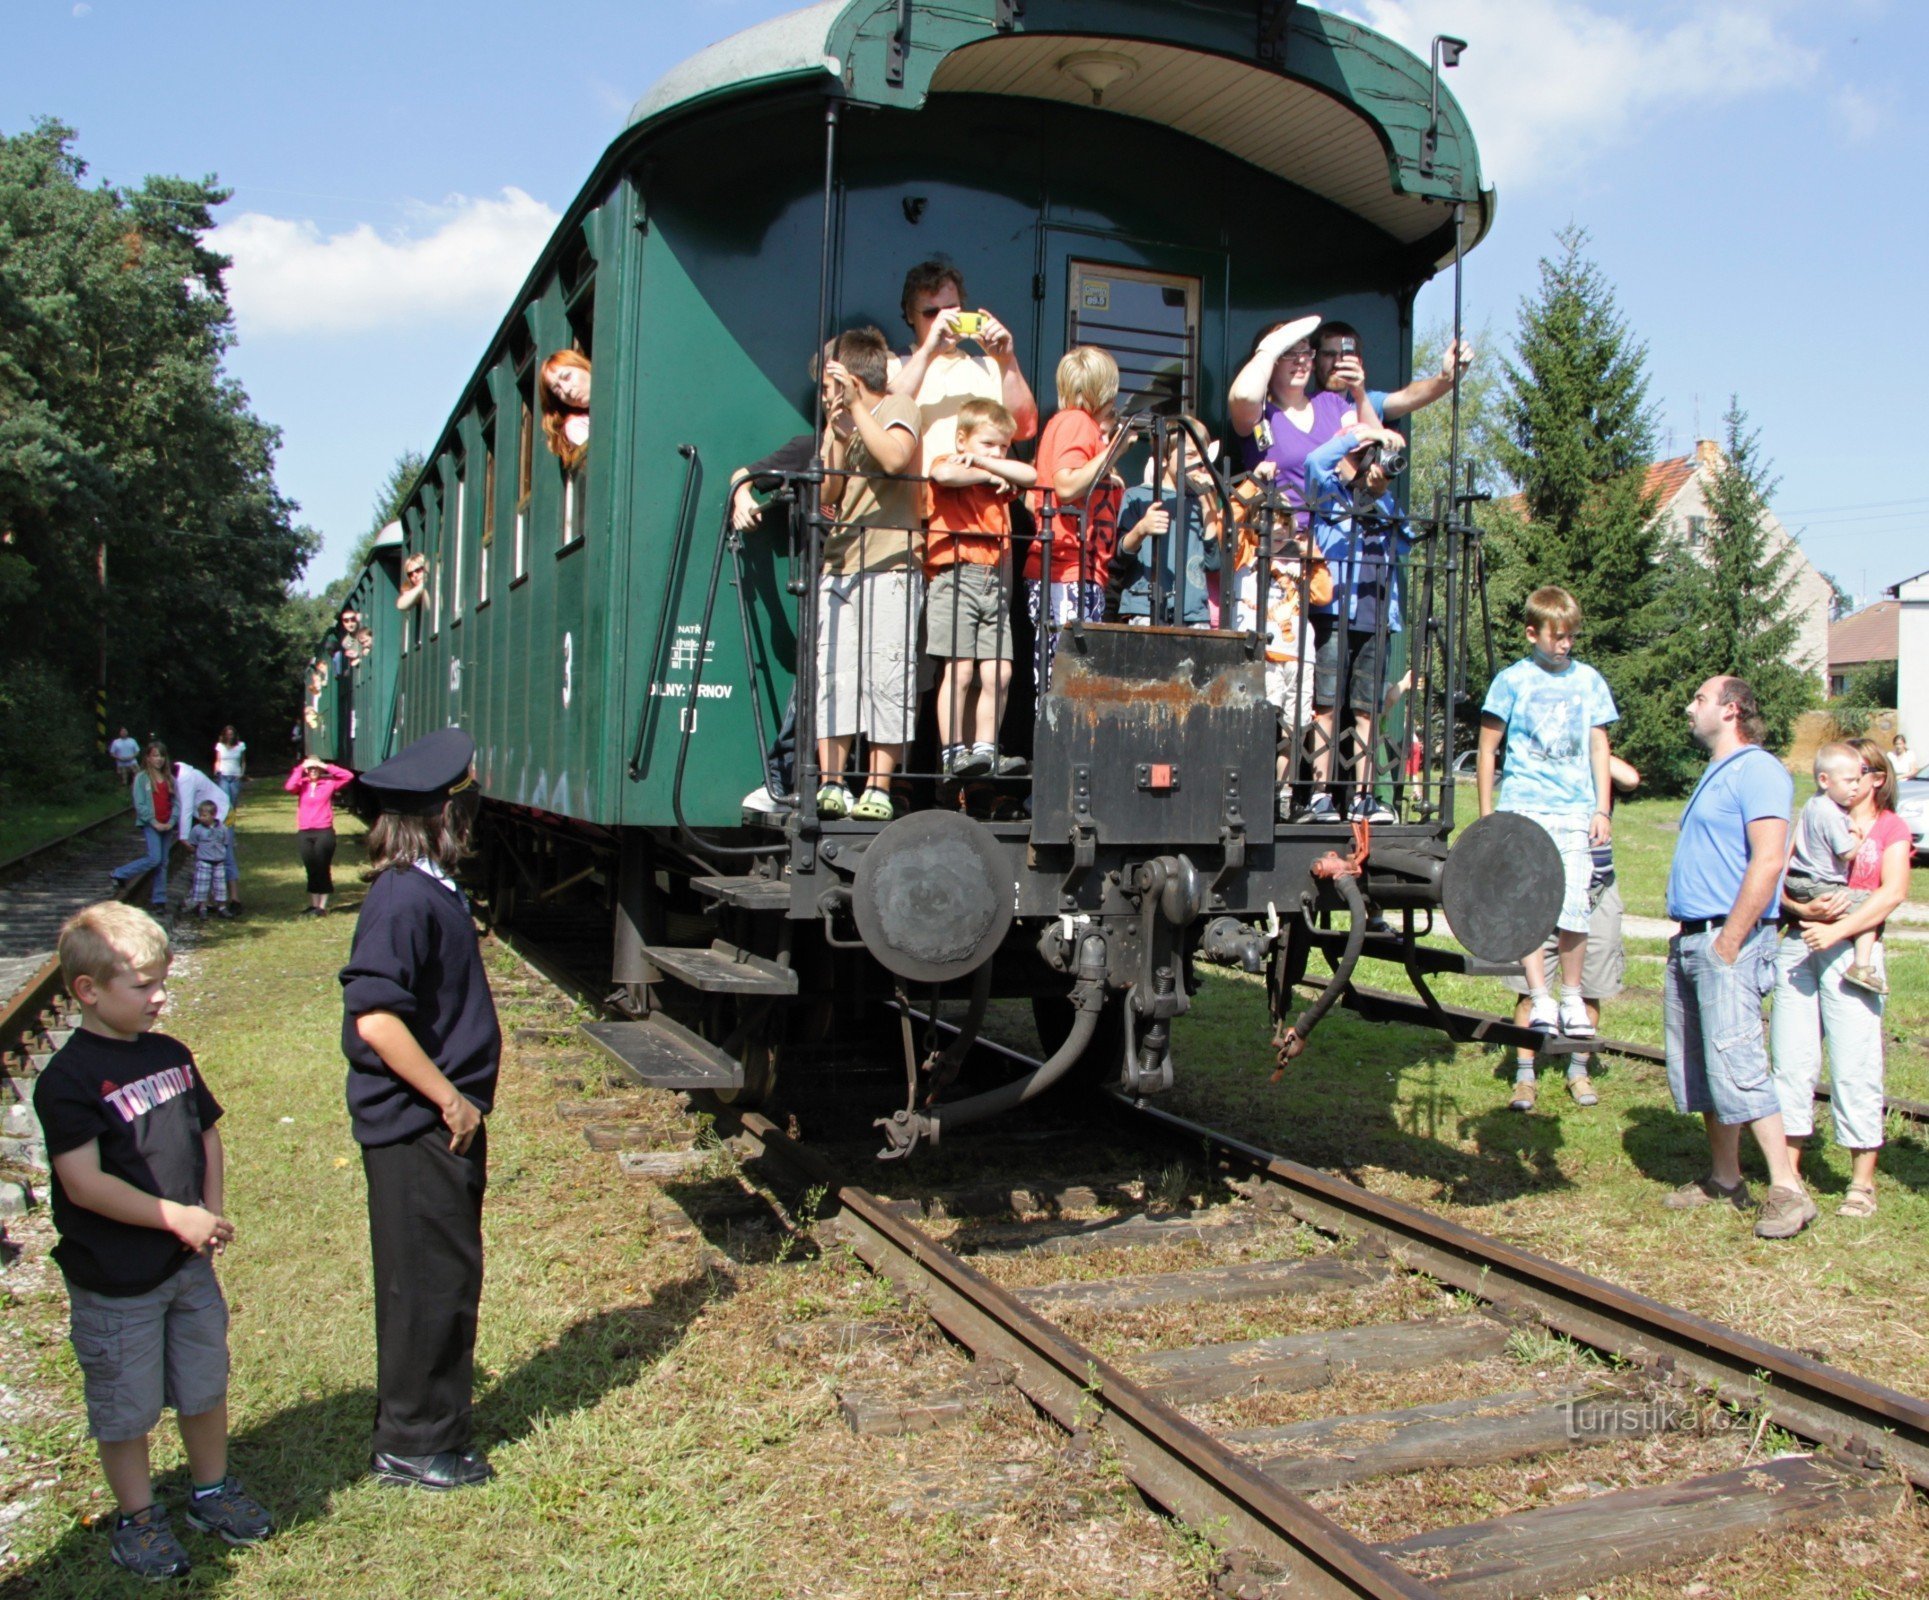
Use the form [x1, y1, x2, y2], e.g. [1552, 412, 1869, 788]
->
[1785, 742, 1885, 993]
[339, 727, 501, 1492]
[1477, 585, 1619, 1037]
[34, 902, 272, 1581]
[186, 801, 232, 921]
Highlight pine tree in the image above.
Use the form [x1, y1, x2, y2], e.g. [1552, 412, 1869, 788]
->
[1665, 399, 1817, 752]
[1487, 227, 1684, 787]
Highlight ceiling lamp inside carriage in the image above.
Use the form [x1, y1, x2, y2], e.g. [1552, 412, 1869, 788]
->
[1056, 50, 1137, 106]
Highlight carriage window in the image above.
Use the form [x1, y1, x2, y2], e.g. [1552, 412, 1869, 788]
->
[478, 416, 496, 604]
[514, 361, 534, 581]
[429, 495, 444, 637]
[450, 453, 466, 623]
[560, 464, 585, 550]
[1066, 262, 1200, 416]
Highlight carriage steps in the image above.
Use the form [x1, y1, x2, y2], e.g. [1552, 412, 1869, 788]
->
[640, 939, 796, 995]
[580, 1013, 744, 1092]
[690, 874, 791, 913]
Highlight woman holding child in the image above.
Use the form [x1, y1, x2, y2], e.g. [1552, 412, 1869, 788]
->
[1770, 738, 1913, 1217]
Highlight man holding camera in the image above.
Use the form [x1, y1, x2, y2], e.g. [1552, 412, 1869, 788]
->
[1311, 321, 1474, 423]
[889, 259, 1038, 465]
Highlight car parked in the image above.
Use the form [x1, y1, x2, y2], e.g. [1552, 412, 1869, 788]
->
[1895, 757, 1929, 862]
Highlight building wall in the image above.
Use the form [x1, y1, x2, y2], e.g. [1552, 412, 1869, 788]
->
[1896, 571, 1929, 749]
[1663, 468, 1833, 690]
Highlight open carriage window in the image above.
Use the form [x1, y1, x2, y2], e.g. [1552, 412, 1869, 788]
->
[514, 351, 534, 581]
[450, 449, 467, 623]
[478, 407, 497, 604]
[557, 248, 595, 553]
[1066, 262, 1200, 417]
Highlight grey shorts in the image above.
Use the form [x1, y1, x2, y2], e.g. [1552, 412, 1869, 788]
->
[814, 570, 922, 745]
[1313, 628, 1387, 713]
[925, 562, 1012, 662]
[1783, 873, 1870, 911]
[1664, 922, 1781, 1126]
[1503, 876, 1626, 1001]
[66, 1254, 230, 1442]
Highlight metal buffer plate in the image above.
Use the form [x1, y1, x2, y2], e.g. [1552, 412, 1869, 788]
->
[852, 811, 1013, 983]
[1439, 810, 1565, 964]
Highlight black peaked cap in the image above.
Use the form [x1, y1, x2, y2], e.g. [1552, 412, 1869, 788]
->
[359, 727, 477, 814]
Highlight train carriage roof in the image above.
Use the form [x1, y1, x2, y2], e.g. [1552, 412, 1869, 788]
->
[629, 0, 1493, 262]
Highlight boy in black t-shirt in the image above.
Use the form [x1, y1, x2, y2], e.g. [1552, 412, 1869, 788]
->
[34, 902, 272, 1580]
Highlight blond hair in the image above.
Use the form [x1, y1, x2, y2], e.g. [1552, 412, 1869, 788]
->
[1813, 741, 1860, 777]
[954, 397, 1015, 442]
[1523, 585, 1582, 633]
[59, 901, 170, 989]
[1055, 346, 1119, 413]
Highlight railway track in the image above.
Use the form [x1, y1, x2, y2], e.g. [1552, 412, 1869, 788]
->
[499, 925, 1925, 1600]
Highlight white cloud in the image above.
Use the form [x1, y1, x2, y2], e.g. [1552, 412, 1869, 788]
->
[212, 189, 560, 337]
[1329, 1, 1818, 188]
[1830, 84, 1885, 143]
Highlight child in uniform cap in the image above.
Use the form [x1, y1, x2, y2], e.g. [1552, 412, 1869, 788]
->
[337, 727, 502, 1490]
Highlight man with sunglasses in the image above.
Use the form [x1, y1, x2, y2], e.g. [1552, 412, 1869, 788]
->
[1310, 321, 1473, 423]
[889, 259, 1038, 463]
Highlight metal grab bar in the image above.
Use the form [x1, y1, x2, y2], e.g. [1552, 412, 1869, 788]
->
[627, 442, 700, 781]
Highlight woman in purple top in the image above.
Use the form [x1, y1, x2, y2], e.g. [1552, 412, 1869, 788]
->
[286, 756, 355, 917]
[1228, 314, 1374, 524]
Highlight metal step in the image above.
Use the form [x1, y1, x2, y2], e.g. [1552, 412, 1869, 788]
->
[641, 940, 798, 996]
[690, 874, 792, 913]
[580, 1015, 741, 1092]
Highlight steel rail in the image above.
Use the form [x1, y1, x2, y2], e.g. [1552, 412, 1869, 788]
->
[721, 1107, 1441, 1600]
[1122, 1097, 1929, 1489]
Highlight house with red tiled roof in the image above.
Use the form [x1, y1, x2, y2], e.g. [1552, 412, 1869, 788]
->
[1502, 439, 1833, 689]
[1827, 599, 1898, 698]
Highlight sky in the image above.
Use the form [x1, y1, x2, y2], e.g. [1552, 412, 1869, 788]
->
[5, 0, 1924, 608]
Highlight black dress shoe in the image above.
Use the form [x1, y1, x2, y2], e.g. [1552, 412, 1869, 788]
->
[370, 1450, 490, 1491]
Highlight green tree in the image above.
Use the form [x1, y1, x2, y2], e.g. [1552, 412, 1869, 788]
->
[1485, 227, 1685, 787]
[319, 449, 423, 612]
[1662, 399, 1817, 753]
[1406, 321, 1506, 515]
[0, 119, 314, 789]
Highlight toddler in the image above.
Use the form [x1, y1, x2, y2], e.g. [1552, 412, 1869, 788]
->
[1787, 742, 1883, 993]
[186, 800, 232, 920]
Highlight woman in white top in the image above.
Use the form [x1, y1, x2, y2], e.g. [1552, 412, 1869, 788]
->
[214, 725, 247, 807]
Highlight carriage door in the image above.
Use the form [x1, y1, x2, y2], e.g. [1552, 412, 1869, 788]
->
[1065, 260, 1202, 418]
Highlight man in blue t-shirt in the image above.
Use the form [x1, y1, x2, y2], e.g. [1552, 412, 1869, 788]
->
[1660, 675, 1811, 1239]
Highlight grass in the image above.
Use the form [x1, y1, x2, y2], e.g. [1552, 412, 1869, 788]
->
[3, 794, 1205, 1599]
[0, 777, 129, 863]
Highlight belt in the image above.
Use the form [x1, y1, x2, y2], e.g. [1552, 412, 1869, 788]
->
[1674, 917, 1774, 937]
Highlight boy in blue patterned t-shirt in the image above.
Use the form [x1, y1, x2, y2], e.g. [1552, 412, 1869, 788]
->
[1476, 586, 1619, 1038]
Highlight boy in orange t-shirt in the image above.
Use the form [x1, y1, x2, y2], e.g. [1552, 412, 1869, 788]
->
[925, 398, 1036, 778]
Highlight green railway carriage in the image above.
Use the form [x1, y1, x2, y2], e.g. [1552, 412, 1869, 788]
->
[324, 0, 1558, 1150]
[306, 523, 403, 772]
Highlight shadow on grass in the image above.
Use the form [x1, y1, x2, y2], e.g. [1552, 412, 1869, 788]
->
[8, 1275, 728, 1597]
[1621, 1102, 1929, 1200]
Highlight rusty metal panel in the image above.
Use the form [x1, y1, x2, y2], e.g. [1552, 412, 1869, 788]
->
[1032, 625, 1274, 846]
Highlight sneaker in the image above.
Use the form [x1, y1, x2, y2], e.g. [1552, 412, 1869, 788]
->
[1566, 1073, 1599, 1107]
[991, 752, 1030, 778]
[1347, 795, 1397, 824]
[216, 906, 237, 920]
[740, 783, 789, 817]
[1754, 1184, 1819, 1240]
[1525, 993, 1558, 1032]
[1509, 1077, 1537, 1112]
[1557, 993, 1595, 1036]
[850, 788, 895, 822]
[1662, 1174, 1753, 1212]
[1843, 963, 1888, 996]
[815, 783, 852, 819]
[109, 1503, 192, 1580]
[1290, 793, 1338, 824]
[183, 1476, 274, 1546]
[944, 746, 989, 779]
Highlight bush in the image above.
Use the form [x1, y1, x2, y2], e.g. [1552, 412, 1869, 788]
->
[0, 661, 105, 801]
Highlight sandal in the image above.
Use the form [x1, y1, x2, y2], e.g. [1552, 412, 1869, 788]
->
[1838, 1183, 1878, 1219]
